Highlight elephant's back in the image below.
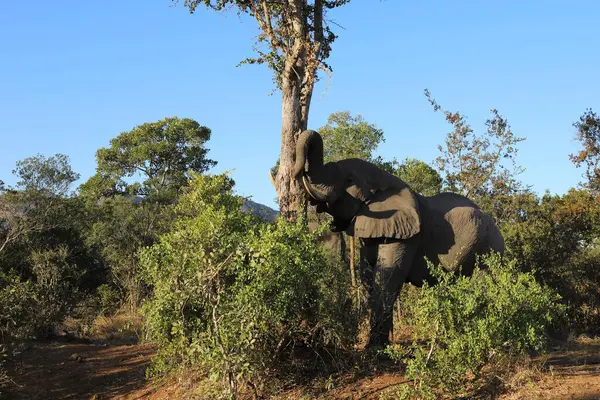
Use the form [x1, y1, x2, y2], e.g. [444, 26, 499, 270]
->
[422, 193, 502, 273]
[425, 192, 480, 210]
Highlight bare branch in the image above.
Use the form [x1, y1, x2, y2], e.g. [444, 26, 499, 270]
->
[262, 0, 276, 43]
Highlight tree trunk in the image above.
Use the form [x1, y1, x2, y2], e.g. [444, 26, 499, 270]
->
[275, 9, 308, 221]
[276, 73, 305, 220]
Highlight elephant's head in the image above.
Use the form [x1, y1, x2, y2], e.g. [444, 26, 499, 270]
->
[294, 130, 422, 239]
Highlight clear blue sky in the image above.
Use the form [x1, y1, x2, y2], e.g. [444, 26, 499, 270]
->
[1, 1, 598, 209]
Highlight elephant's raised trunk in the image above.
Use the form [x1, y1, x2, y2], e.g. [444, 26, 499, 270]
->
[293, 130, 328, 202]
[293, 130, 324, 178]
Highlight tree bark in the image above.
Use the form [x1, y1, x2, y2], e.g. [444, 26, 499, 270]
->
[275, 1, 308, 221]
[275, 0, 326, 221]
[276, 57, 305, 220]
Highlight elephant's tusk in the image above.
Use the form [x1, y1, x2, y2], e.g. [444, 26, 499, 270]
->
[268, 170, 276, 188]
[302, 175, 319, 200]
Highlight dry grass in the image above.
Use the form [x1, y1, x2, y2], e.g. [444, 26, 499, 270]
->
[90, 311, 143, 343]
[62, 309, 144, 343]
[574, 333, 600, 346]
[0, 367, 9, 389]
[472, 356, 548, 399]
[0, 344, 10, 390]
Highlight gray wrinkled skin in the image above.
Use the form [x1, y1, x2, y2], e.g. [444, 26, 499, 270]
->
[294, 130, 505, 347]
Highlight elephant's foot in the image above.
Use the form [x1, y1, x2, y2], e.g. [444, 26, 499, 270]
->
[365, 333, 390, 351]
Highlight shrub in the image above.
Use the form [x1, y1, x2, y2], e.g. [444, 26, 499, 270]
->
[564, 246, 600, 330]
[141, 173, 357, 398]
[0, 190, 104, 339]
[96, 284, 121, 316]
[501, 189, 600, 334]
[0, 244, 92, 339]
[28, 245, 87, 335]
[0, 271, 37, 340]
[385, 253, 565, 399]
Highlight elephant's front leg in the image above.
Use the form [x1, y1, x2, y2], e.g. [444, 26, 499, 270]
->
[361, 237, 419, 348]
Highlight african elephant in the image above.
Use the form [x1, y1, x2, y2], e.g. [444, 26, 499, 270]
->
[293, 130, 504, 347]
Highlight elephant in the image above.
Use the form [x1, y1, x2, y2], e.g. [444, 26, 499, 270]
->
[293, 130, 505, 347]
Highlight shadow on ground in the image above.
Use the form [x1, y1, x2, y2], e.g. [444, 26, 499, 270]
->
[3, 337, 156, 400]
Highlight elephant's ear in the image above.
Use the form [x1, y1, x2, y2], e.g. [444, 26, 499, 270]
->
[351, 187, 421, 239]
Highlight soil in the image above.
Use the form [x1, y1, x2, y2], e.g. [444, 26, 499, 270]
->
[499, 338, 600, 400]
[1, 337, 159, 400]
[2, 337, 599, 399]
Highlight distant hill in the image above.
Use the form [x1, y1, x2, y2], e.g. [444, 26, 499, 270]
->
[241, 198, 279, 222]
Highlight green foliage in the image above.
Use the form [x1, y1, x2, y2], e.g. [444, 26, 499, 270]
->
[270, 110, 384, 178]
[141, 173, 357, 397]
[394, 159, 442, 196]
[570, 109, 600, 194]
[85, 196, 171, 311]
[1, 154, 82, 255]
[0, 228, 100, 339]
[376, 157, 442, 197]
[316, 111, 442, 197]
[0, 244, 93, 338]
[319, 111, 385, 163]
[501, 189, 600, 332]
[0, 270, 37, 340]
[77, 117, 214, 312]
[0, 156, 101, 339]
[29, 246, 88, 334]
[179, 0, 350, 89]
[12, 153, 80, 196]
[385, 254, 564, 398]
[96, 284, 121, 316]
[425, 89, 526, 206]
[80, 117, 215, 203]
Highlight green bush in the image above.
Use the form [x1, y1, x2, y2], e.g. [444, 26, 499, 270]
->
[0, 188, 104, 339]
[564, 246, 600, 330]
[0, 271, 37, 340]
[501, 189, 600, 334]
[95, 284, 122, 316]
[0, 245, 89, 339]
[141, 173, 357, 398]
[84, 196, 172, 312]
[385, 253, 565, 399]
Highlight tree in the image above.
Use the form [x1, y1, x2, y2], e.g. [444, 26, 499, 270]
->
[79, 117, 214, 310]
[319, 111, 385, 162]
[0, 155, 100, 338]
[0, 154, 80, 254]
[394, 158, 442, 197]
[85, 197, 164, 311]
[570, 109, 600, 194]
[501, 189, 600, 332]
[13, 153, 79, 196]
[176, 0, 352, 220]
[425, 89, 526, 220]
[80, 117, 215, 203]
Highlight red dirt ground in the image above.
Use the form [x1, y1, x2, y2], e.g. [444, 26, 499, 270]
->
[2, 337, 600, 399]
